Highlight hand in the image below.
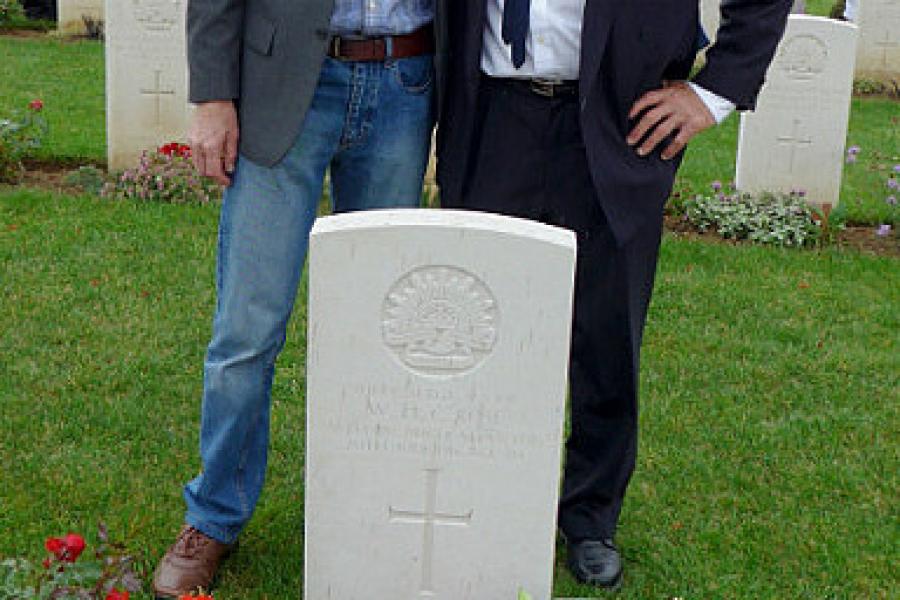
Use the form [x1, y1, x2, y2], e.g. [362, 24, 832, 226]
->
[188, 100, 240, 186]
[626, 81, 716, 161]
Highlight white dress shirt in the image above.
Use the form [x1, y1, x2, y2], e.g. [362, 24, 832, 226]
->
[480, 0, 736, 123]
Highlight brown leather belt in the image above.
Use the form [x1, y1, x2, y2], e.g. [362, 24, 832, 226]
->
[327, 24, 435, 62]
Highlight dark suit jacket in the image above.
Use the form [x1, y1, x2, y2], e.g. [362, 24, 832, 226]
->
[187, 0, 450, 168]
[436, 0, 793, 244]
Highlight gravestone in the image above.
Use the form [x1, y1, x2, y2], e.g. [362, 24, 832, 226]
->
[57, 0, 103, 35]
[305, 210, 577, 600]
[104, 0, 191, 171]
[699, 0, 804, 61]
[855, 0, 900, 79]
[736, 16, 858, 208]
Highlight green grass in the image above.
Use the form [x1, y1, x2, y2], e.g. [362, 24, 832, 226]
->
[1, 190, 896, 598]
[0, 36, 105, 163]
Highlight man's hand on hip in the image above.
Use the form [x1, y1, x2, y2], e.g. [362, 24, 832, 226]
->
[189, 101, 240, 186]
[626, 81, 715, 161]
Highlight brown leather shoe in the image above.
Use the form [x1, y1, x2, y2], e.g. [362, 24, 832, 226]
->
[152, 525, 235, 598]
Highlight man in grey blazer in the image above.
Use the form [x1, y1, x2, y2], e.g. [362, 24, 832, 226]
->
[152, 1, 443, 597]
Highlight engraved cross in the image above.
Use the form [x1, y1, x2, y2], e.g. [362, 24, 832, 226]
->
[776, 119, 813, 173]
[874, 27, 898, 68]
[140, 69, 175, 129]
[389, 468, 473, 597]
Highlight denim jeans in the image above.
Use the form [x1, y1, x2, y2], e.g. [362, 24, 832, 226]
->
[183, 55, 435, 544]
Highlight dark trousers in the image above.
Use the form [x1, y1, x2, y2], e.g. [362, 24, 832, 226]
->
[442, 78, 664, 541]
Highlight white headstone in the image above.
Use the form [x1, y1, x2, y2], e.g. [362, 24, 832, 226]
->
[57, 0, 104, 35]
[855, 0, 900, 79]
[104, 0, 191, 171]
[699, 0, 804, 62]
[305, 210, 577, 600]
[736, 16, 858, 208]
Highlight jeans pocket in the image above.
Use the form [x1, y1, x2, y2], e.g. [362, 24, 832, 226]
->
[391, 55, 434, 94]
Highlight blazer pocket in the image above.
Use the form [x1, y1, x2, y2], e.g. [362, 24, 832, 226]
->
[244, 13, 276, 56]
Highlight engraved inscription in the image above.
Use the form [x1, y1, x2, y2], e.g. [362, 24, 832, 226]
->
[777, 34, 828, 80]
[389, 469, 473, 597]
[382, 266, 499, 377]
[131, 0, 181, 31]
[330, 383, 558, 461]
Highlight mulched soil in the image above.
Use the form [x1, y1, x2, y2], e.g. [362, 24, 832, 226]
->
[6, 164, 899, 259]
[664, 213, 899, 258]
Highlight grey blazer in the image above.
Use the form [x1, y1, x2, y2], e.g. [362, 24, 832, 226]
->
[187, 0, 447, 168]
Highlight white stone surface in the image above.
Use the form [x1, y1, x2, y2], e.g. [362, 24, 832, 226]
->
[736, 16, 858, 208]
[855, 0, 900, 79]
[104, 0, 191, 171]
[305, 209, 577, 600]
[57, 0, 104, 35]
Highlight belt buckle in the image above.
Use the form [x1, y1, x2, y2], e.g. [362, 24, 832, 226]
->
[331, 35, 345, 60]
[531, 78, 562, 98]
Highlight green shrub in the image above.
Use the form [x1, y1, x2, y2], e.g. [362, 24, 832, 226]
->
[684, 184, 822, 247]
[0, 0, 25, 27]
[0, 99, 48, 184]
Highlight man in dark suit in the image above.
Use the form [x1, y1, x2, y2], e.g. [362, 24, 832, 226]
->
[152, 1, 445, 597]
[437, 0, 792, 588]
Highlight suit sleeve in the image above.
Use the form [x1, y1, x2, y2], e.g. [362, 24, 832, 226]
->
[187, 0, 246, 103]
[692, 0, 793, 111]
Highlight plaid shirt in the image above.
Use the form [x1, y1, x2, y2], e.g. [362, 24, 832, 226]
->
[330, 0, 434, 35]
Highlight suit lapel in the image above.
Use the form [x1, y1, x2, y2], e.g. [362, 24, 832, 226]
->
[579, 0, 620, 90]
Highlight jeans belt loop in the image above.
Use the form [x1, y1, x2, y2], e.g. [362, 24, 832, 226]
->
[385, 36, 394, 59]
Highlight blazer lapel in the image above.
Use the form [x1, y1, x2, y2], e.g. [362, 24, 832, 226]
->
[579, 0, 619, 91]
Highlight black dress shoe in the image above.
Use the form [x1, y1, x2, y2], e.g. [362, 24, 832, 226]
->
[566, 538, 623, 589]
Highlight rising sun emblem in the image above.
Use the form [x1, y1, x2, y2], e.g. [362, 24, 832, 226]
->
[382, 266, 499, 377]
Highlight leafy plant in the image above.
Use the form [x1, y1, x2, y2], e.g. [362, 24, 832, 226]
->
[684, 183, 822, 247]
[0, 99, 48, 184]
[81, 14, 104, 40]
[101, 143, 220, 205]
[63, 165, 107, 195]
[0, 524, 145, 599]
[0, 0, 25, 27]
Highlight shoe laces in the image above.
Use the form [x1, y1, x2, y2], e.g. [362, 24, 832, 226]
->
[173, 527, 211, 558]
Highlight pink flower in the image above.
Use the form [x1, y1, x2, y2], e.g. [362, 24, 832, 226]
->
[28, 99, 43, 112]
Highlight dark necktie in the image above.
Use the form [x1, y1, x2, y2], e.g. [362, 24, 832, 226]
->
[502, 0, 531, 69]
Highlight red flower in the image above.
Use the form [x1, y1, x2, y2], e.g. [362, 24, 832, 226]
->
[158, 142, 192, 159]
[28, 99, 43, 112]
[44, 533, 86, 562]
[44, 536, 65, 556]
[105, 590, 130, 600]
[63, 533, 86, 561]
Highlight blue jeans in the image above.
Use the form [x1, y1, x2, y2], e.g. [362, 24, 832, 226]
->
[183, 56, 434, 544]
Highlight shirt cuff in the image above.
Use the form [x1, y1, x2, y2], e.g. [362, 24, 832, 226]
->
[688, 82, 736, 124]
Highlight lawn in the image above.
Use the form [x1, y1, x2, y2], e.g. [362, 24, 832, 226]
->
[0, 190, 896, 598]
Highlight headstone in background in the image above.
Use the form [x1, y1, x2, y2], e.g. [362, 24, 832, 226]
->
[736, 16, 858, 208]
[57, 0, 103, 35]
[305, 210, 577, 600]
[855, 0, 900, 80]
[699, 0, 806, 62]
[105, 0, 191, 171]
